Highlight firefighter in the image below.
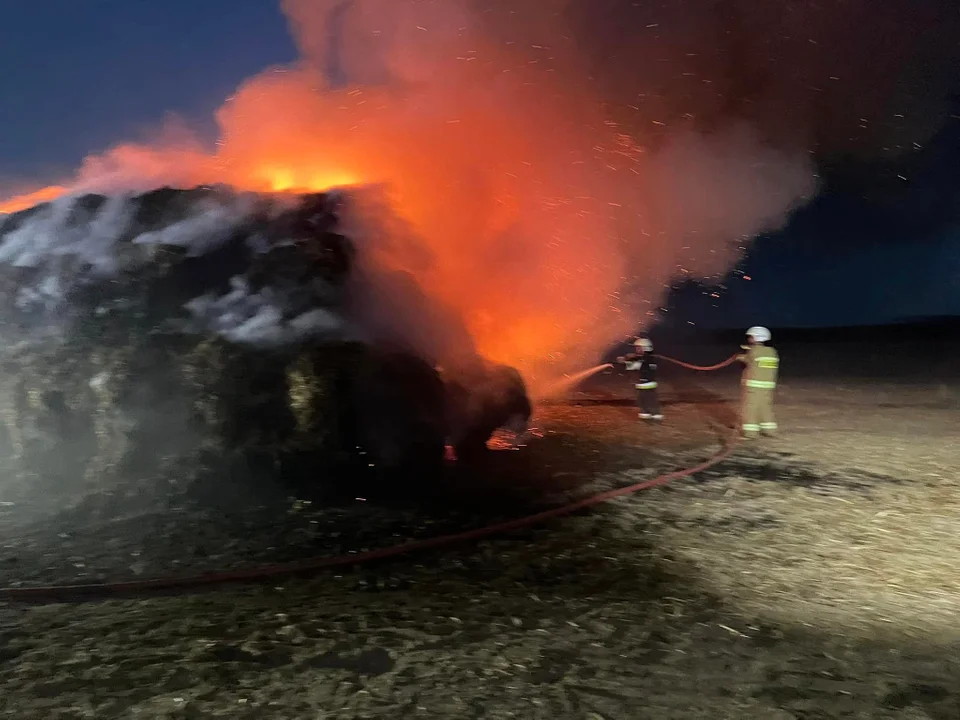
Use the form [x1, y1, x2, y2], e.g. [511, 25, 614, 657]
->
[617, 337, 662, 422]
[738, 326, 779, 438]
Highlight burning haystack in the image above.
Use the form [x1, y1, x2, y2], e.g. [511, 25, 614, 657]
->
[0, 186, 530, 512]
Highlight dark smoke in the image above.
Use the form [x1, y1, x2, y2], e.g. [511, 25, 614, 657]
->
[558, 0, 960, 163]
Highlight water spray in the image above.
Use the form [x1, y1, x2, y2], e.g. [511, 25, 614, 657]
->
[535, 363, 614, 400]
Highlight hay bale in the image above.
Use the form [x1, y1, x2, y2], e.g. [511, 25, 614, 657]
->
[0, 188, 354, 508]
[0, 186, 532, 512]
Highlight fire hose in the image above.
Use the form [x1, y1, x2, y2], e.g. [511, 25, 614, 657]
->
[1, 353, 742, 605]
[654, 352, 741, 372]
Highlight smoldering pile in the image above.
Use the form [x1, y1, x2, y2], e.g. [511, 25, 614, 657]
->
[0, 186, 531, 520]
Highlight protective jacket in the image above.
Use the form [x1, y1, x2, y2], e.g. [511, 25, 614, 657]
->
[738, 345, 779, 389]
[625, 351, 658, 389]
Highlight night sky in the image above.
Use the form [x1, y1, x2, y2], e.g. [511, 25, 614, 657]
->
[1, 0, 959, 329]
[0, 1, 293, 180]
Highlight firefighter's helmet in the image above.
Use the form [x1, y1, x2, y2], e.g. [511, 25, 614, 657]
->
[634, 337, 654, 352]
[746, 326, 771, 343]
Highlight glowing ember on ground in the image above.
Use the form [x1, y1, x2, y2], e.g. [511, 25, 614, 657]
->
[486, 427, 544, 451]
[486, 430, 524, 451]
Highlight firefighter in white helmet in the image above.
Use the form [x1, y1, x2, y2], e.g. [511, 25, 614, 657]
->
[737, 326, 779, 438]
[617, 336, 662, 422]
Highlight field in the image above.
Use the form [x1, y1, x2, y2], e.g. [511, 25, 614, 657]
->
[1, 338, 959, 719]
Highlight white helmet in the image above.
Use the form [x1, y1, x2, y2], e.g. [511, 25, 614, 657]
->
[746, 326, 771, 343]
[634, 337, 653, 352]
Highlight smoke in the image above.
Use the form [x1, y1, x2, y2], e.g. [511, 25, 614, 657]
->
[258, 0, 816, 380]
[561, 0, 960, 162]
[1, 0, 826, 386]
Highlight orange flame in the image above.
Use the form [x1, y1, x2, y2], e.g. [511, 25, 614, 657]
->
[259, 167, 359, 194]
[0, 69, 631, 379]
[0, 185, 68, 215]
[0, 33, 639, 379]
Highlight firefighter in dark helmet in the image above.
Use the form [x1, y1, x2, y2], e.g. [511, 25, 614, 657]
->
[738, 326, 779, 438]
[617, 337, 662, 422]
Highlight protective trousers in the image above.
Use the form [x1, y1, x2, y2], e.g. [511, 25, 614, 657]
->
[741, 386, 776, 437]
[637, 388, 662, 420]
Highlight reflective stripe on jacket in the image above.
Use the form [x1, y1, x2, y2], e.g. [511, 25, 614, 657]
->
[626, 352, 657, 386]
[740, 344, 779, 388]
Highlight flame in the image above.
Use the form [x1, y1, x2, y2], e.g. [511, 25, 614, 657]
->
[0, 77, 615, 375]
[260, 167, 359, 194]
[0, 89, 630, 381]
[0, 185, 68, 215]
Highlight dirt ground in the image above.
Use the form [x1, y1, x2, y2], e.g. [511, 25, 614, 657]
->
[1, 363, 959, 719]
